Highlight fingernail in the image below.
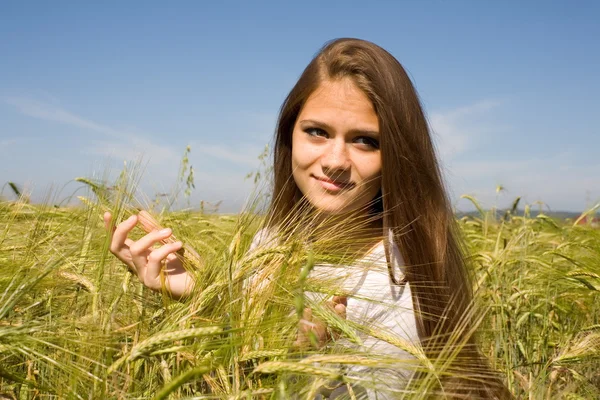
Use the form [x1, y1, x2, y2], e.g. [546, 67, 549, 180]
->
[159, 228, 171, 235]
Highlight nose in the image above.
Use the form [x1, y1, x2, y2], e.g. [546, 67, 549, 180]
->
[321, 138, 351, 173]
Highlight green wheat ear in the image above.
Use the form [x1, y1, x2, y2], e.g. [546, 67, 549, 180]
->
[2, 162, 600, 398]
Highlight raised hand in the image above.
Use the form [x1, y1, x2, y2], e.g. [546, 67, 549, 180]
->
[294, 296, 347, 349]
[104, 211, 195, 299]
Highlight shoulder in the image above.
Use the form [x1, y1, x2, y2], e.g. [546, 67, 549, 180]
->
[346, 232, 419, 342]
[248, 227, 277, 253]
[359, 229, 406, 284]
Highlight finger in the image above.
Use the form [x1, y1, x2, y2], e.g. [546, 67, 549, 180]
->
[300, 307, 327, 347]
[332, 296, 347, 307]
[293, 328, 309, 349]
[298, 307, 314, 336]
[130, 228, 173, 254]
[129, 228, 174, 271]
[111, 215, 138, 251]
[312, 318, 328, 347]
[330, 304, 346, 342]
[334, 303, 347, 320]
[104, 212, 134, 246]
[298, 318, 317, 331]
[302, 307, 312, 323]
[103, 212, 113, 232]
[165, 252, 178, 262]
[145, 241, 183, 286]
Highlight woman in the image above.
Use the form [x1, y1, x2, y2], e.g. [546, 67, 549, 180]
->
[106, 38, 510, 398]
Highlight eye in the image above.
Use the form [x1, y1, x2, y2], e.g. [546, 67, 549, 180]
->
[354, 136, 380, 150]
[304, 127, 328, 138]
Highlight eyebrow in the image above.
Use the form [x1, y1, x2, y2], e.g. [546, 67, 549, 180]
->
[298, 119, 380, 136]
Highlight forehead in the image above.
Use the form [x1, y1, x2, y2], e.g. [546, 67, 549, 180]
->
[298, 78, 379, 129]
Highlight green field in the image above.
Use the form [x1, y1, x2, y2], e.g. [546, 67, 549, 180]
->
[1, 182, 599, 399]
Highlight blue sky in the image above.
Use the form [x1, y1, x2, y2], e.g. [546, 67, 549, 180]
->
[1, 1, 598, 212]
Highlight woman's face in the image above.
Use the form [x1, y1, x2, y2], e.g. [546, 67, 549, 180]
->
[291, 78, 382, 215]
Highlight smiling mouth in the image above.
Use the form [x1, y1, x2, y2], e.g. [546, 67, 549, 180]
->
[312, 175, 354, 191]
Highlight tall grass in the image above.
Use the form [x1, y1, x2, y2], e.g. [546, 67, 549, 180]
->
[0, 178, 598, 398]
[462, 196, 600, 398]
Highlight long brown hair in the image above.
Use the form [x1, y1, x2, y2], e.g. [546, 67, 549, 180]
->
[267, 38, 511, 398]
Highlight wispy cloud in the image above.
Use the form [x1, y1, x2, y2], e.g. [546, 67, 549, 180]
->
[0, 138, 18, 149]
[429, 99, 505, 159]
[3, 96, 269, 169]
[3, 96, 179, 165]
[427, 99, 598, 211]
[448, 152, 600, 211]
[2, 95, 269, 210]
[189, 141, 265, 168]
[4, 97, 123, 139]
[7, 96, 593, 212]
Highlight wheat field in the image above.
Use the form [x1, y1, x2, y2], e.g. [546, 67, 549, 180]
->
[0, 176, 599, 399]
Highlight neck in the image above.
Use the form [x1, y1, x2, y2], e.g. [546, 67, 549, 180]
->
[308, 209, 384, 258]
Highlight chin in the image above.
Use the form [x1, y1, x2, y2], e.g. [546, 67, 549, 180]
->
[313, 205, 346, 215]
[306, 196, 360, 215]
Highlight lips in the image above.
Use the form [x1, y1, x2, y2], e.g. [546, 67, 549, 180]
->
[313, 175, 354, 191]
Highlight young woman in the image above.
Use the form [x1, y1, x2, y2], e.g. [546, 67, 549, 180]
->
[105, 38, 510, 398]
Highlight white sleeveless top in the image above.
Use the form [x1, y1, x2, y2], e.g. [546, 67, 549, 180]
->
[248, 229, 420, 397]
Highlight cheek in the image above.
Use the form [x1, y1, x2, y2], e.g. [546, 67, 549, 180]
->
[291, 132, 319, 170]
[291, 130, 301, 168]
[360, 159, 382, 200]
[358, 155, 382, 184]
[291, 132, 310, 192]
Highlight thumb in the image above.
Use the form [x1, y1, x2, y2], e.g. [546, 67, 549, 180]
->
[103, 212, 114, 232]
